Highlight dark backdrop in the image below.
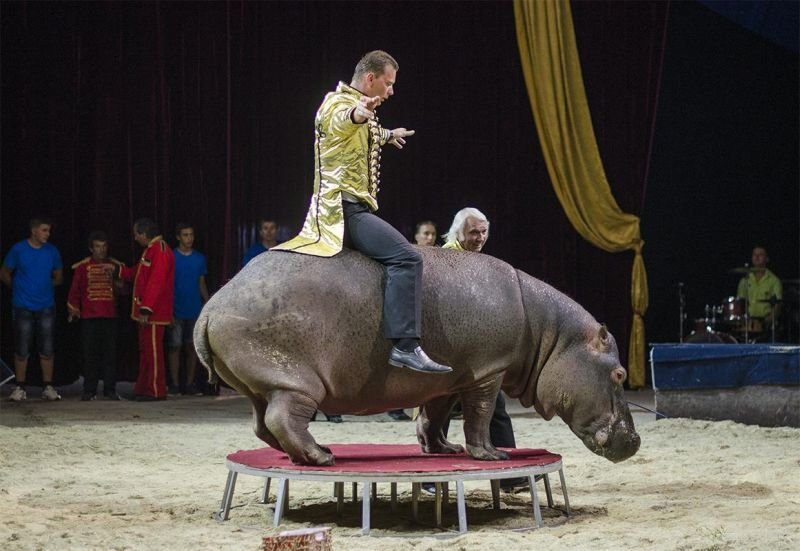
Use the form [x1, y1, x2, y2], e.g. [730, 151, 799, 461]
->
[643, 1, 799, 345]
[1, 1, 797, 386]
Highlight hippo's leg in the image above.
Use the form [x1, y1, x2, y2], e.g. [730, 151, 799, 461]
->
[250, 396, 284, 451]
[461, 376, 509, 461]
[212, 358, 283, 451]
[417, 394, 465, 455]
[263, 390, 334, 466]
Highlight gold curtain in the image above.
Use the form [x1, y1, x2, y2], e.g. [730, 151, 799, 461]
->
[513, 0, 648, 388]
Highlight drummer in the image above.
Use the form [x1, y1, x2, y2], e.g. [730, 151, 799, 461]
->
[736, 246, 782, 325]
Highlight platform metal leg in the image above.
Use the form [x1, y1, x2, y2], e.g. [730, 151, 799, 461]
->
[456, 480, 467, 534]
[411, 482, 420, 521]
[390, 482, 397, 511]
[490, 479, 501, 510]
[372, 482, 378, 503]
[273, 478, 288, 527]
[361, 481, 371, 535]
[558, 468, 571, 516]
[434, 482, 443, 528]
[335, 482, 344, 515]
[215, 470, 238, 522]
[442, 482, 449, 508]
[543, 473, 554, 508]
[528, 475, 543, 528]
[261, 477, 271, 504]
[352, 482, 358, 503]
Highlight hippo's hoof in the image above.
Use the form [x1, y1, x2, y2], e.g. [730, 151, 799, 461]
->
[467, 444, 509, 461]
[313, 449, 335, 466]
[423, 441, 465, 455]
[290, 448, 335, 466]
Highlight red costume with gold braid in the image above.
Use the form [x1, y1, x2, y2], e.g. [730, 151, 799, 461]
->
[119, 236, 174, 398]
[67, 257, 123, 319]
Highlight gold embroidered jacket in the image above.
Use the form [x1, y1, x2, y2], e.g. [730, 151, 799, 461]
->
[273, 82, 393, 257]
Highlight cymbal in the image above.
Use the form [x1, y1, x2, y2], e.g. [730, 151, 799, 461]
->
[728, 266, 760, 274]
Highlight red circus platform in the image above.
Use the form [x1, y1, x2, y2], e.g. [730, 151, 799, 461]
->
[215, 444, 570, 534]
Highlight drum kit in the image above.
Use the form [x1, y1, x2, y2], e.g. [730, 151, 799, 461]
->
[680, 266, 785, 344]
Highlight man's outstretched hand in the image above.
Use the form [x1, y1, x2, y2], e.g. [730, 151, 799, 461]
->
[389, 128, 415, 149]
[353, 96, 383, 123]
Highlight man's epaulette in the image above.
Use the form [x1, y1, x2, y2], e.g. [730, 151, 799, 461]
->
[108, 257, 125, 267]
[71, 257, 91, 270]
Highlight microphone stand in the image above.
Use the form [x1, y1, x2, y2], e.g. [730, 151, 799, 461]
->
[678, 282, 686, 343]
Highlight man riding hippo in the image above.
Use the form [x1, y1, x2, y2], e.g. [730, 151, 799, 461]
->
[271, 50, 449, 375]
[194, 51, 641, 467]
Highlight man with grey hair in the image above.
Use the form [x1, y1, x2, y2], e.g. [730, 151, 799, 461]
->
[443, 207, 489, 252]
[274, 50, 451, 374]
[441, 207, 526, 492]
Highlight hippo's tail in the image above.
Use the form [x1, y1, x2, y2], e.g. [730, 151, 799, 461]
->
[193, 311, 217, 383]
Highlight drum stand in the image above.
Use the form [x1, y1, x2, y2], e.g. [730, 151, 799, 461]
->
[770, 315, 776, 343]
[763, 295, 781, 344]
[703, 304, 715, 332]
[743, 275, 750, 343]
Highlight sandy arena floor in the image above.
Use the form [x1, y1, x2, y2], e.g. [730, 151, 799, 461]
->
[1, 384, 798, 550]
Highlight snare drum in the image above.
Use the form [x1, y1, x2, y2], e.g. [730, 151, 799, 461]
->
[721, 296, 745, 322]
[692, 318, 716, 333]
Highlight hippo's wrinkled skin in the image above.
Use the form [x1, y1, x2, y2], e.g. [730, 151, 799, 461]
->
[195, 248, 640, 466]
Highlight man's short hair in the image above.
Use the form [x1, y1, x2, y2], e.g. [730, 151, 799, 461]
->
[352, 50, 399, 81]
[259, 218, 278, 228]
[175, 222, 193, 235]
[444, 208, 490, 245]
[29, 215, 53, 229]
[133, 218, 159, 239]
[87, 231, 108, 247]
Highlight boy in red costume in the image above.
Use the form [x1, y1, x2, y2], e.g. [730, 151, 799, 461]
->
[67, 231, 123, 400]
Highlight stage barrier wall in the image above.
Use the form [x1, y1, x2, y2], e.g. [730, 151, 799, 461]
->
[650, 344, 799, 427]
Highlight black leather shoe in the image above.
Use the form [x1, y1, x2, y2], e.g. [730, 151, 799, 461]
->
[388, 347, 452, 374]
[499, 476, 543, 493]
[387, 409, 412, 421]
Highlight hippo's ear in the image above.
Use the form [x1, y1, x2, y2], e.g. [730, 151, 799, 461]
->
[593, 324, 611, 352]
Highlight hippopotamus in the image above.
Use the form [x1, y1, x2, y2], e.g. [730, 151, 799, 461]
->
[195, 247, 640, 466]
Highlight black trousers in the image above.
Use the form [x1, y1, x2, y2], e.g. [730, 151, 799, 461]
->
[80, 318, 117, 394]
[343, 201, 422, 339]
[443, 392, 517, 448]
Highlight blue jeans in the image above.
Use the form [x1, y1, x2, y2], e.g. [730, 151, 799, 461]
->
[166, 318, 197, 349]
[13, 307, 56, 358]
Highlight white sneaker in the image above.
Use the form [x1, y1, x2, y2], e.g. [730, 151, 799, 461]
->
[9, 386, 26, 401]
[42, 385, 61, 401]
